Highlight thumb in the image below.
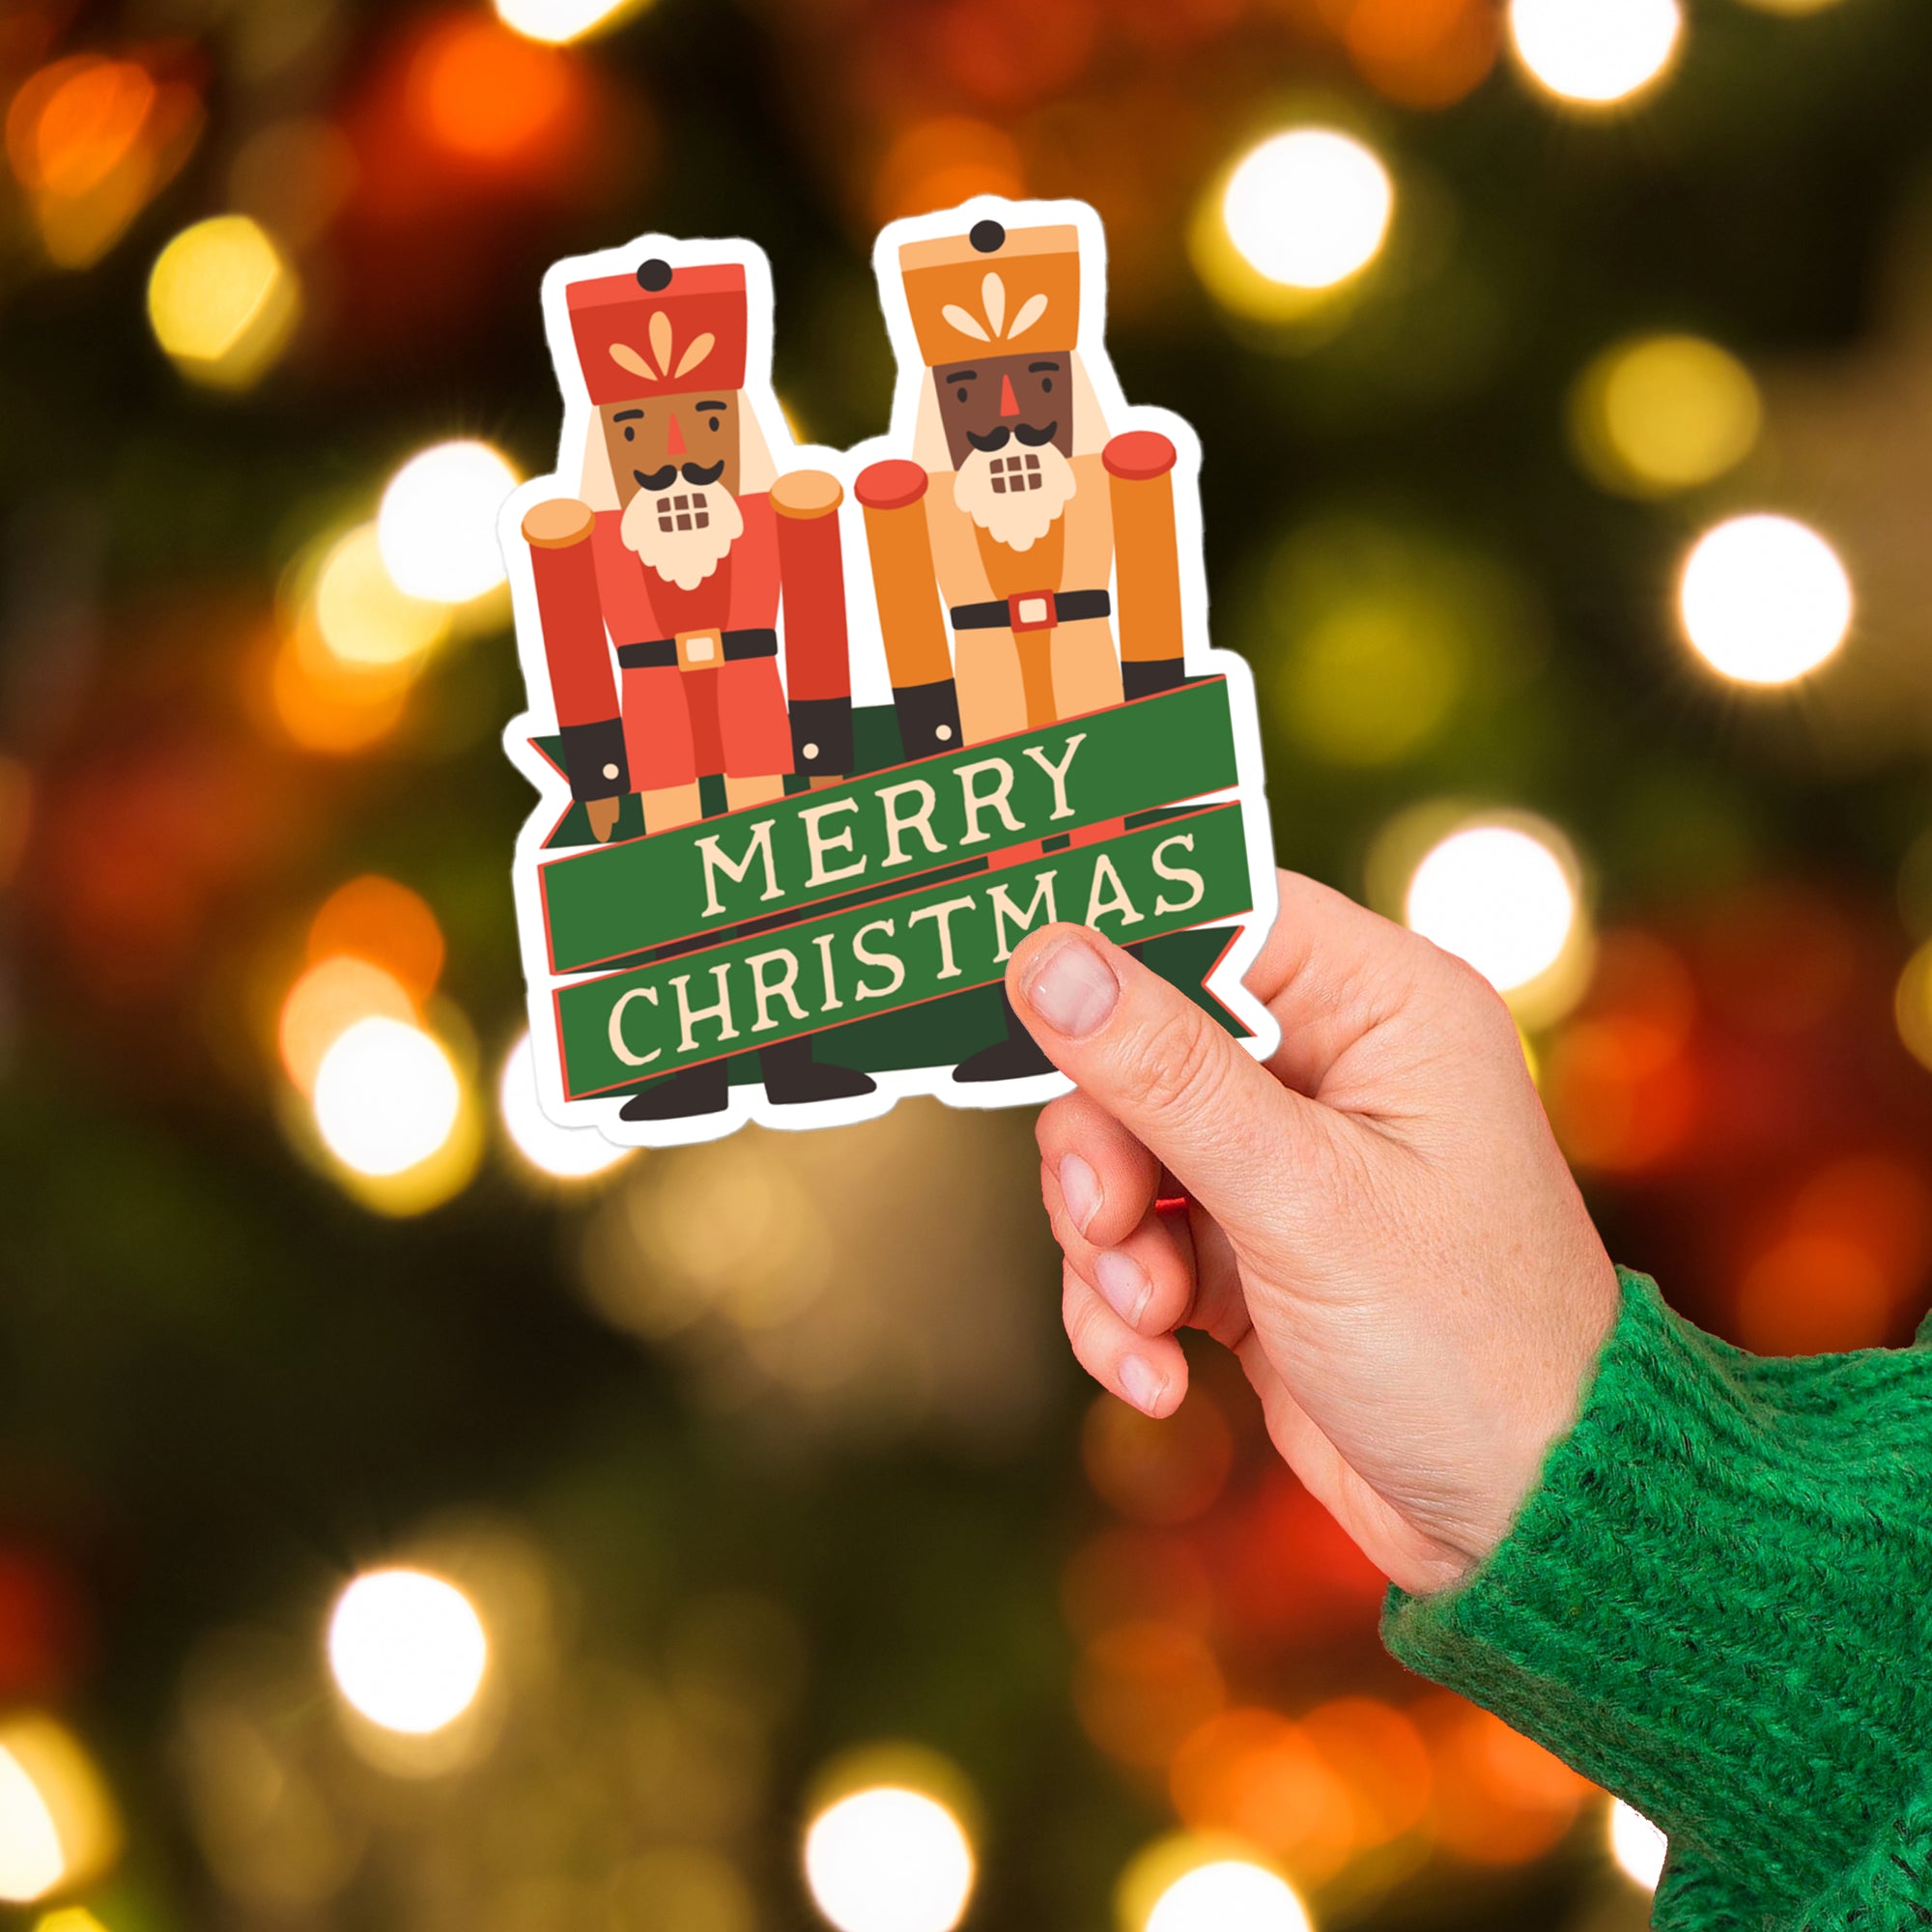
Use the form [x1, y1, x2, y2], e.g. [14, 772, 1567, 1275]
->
[1006, 924, 1328, 1234]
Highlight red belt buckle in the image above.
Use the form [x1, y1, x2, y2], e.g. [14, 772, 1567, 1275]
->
[1007, 589, 1058, 633]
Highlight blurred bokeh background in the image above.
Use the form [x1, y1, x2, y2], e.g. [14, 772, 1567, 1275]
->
[3, 0, 1931, 1925]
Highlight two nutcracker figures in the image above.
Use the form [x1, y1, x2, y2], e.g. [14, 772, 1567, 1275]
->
[507, 201, 1232, 1132]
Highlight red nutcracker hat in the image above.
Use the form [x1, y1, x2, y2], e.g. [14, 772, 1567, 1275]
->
[566, 258, 747, 407]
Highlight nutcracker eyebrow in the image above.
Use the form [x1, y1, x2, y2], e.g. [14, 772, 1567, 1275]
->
[945, 369, 978, 383]
[1028, 361, 1061, 372]
[695, 399, 728, 412]
[612, 408, 644, 421]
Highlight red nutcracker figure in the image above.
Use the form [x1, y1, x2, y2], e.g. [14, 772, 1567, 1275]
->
[520, 257, 875, 1122]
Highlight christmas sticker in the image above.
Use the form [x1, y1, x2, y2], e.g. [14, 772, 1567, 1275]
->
[501, 198, 1280, 1145]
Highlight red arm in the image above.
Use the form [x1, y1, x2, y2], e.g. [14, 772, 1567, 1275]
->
[523, 498, 627, 799]
[771, 469, 854, 776]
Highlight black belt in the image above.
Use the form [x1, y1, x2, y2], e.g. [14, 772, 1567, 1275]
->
[950, 589, 1111, 633]
[616, 628, 777, 669]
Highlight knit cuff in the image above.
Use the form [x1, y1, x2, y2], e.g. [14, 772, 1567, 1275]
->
[1382, 1269, 1932, 1918]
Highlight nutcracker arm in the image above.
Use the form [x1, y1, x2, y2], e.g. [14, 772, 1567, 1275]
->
[856, 460, 962, 759]
[1102, 431, 1187, 698]
[522, 498, 629, 799]
[771, 469, 855, 778]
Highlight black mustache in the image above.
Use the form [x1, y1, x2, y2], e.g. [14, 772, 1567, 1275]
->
[634, 460, 726, 491]
[964, 420, 1059, 453]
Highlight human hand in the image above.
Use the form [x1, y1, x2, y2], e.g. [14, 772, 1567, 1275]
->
[1008, 872, 1621, 1597]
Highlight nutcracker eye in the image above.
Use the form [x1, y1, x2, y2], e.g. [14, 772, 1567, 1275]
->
[623, 425, 635, 440]
[956, 387, 968, 403]
[708, 415, 720, 433]
[1039, 377, 1053, 393]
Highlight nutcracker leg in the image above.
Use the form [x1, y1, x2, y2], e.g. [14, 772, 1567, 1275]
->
[952, 990, 1054, 1084]
[618, 1057, 731, 1121]
[758, 1035, 876, 1106]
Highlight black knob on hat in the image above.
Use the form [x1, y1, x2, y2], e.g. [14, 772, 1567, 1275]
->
[969, 220, 1005, 255]
[637, 258, 673, 291]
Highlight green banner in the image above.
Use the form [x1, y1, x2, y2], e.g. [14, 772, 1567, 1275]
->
[539, 677, 1238, 973]
[554, 803, 1251, 1099]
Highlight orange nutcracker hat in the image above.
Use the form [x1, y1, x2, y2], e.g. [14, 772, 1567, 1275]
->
[899, 219, 1079, 371]
[566, 258, 747, 407]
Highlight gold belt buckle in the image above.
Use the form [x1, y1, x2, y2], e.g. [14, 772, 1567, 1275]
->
[674, 627, 723, 670]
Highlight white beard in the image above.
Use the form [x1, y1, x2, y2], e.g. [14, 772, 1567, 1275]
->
[952, 439, 1077, 553]
[620, 479, 745, 592]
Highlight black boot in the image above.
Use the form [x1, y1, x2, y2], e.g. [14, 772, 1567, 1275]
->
[952, 988, 1053, 1084]
[759, 1036, 876, 1105]
[619, 1059, 730, 1121]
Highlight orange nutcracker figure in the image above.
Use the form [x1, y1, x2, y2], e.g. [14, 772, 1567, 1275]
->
[856, 216, 1189, 1082]
[520, 256, 875, 1122]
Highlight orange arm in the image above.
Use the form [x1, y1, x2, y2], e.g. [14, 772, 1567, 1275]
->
[856, 459, 963, 757]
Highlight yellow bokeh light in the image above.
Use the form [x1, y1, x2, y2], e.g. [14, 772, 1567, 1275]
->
[1895, 939, 1932, 1076]
[1736, 0, 1842, 11]
[496, 0, 647, 43]
[1145, 1860, 1311, 1932]
[279, 955, 417, 1095]
[378, 440, 519, 604]
[312, 1015, 462, 1179]
[1678, 514, 1852, 686]
[1405, 816, 1582, 997]
[313, 524, 450, 668]
[36, 1911, 111, 1932]
[1508, 0, 1682, 106]
[1569, 334, 1761, 497]
[1220, 128, 1392, 292]
[498, 1033, 631, 1180]
[327, 1569, 488, 1736]
[803, 1787, 975, 1932]
[1608, 1798, 1668, 1889]
[0, 1720, 117, 1907]
[146, 214, 298, 388]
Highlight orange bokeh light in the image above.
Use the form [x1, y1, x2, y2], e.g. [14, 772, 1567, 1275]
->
[1073, 1619, 1225, 1769]
[1170, 1708, 1354, 1878]
[270, 625, 413, 753]
[4, 52, 202, 268]
[410, 18, 579, 162]
[309, 875, 445, 1001]
[1415, 1692, 1591, 1865]
[1546, 931, 1700, 1173]
[872, 116, 1025, 228]
[1343, 0, 1501, 107]
[1081, 1389, 1235, 1527]
[279, 955, 417, 1094]
[1302, 1697, 1432, 1847]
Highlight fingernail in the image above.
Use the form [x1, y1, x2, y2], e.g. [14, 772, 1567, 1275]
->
[1025, 935, 1119, 1038]
[1059, 1153, 1101, 1235]
[1119, 1354, 1165, 1416]
[1094, 1249, 1150, 1327]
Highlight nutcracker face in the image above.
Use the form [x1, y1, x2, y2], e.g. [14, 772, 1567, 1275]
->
[930, 351, 1071, 473]
[599, 392, 743, 508]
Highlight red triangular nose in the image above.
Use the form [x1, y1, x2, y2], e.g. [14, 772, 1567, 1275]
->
[999, 374, 1020, 416]
[666, 412, 687, 457]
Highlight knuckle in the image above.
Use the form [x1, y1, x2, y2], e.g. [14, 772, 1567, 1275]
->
[1114, 1000, 1223, 1124]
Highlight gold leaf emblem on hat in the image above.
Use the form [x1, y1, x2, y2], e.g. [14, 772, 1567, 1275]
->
[609, 313, 716, 384]
[938, 271, 1048, 347]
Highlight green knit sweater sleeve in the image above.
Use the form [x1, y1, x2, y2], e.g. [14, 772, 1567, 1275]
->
[1381, 1269, 1932, 1928]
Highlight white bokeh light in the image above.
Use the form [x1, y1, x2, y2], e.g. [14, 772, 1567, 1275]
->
[1678, 513, 1852, 686]
[0, 1747, 64, 1904]
[327, 1569, 488, 1735]
[1146, 1861, 1311, 1932]
[378, 440, 518, 603]
[1406, 822, 1579, 993]
[498, 1032, 629, 1179]
[313, 1017, 462, 1179]
[804, 1787, 975, 1932]
[1221, 129, 1393, 290]
[497, 0, 634, 39]
[1609, 1799, 1668, 1889]
[1509, 0, 1682, 104]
